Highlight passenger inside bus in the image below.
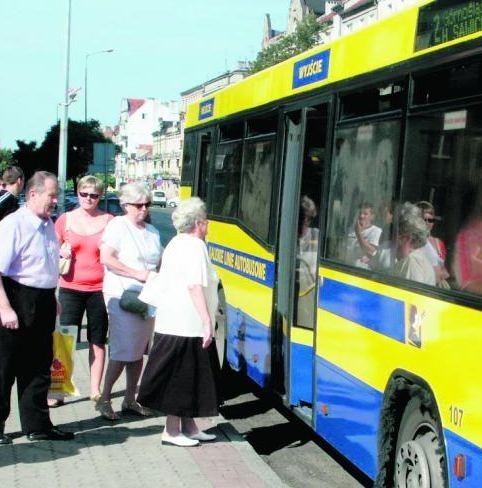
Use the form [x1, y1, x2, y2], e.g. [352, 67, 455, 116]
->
[416, 201, 450, 289]
[371, 200, 395, 271]
[345, 202, 382, 269]
[295, 196, 319, 328]
[393, 203, 436, 286]
[453, 186, 482, 295]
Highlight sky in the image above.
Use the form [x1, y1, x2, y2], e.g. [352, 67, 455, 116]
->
[0, 0, 289, 150]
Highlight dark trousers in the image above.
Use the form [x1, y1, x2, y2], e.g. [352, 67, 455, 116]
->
[0, 278, 56, 433]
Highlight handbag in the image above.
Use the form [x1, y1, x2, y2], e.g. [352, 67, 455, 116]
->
[117, 219, 151, 319]
[119, 289, 149, 319]
[59, 213, 72, 276]
[59, 255, 72, 275]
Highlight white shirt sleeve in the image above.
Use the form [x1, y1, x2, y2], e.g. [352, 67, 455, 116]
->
[100, 217, 123, 251]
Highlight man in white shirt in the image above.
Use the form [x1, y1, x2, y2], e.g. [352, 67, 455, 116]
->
[0, 171, 74, 444]
[345, 203, 382, 269]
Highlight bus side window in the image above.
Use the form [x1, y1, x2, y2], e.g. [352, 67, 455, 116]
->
[181, 132, 197, 187]
[210, 142, 242, 218]
[401, 104, 482, 294]
[326, 120, 400, 270]
[239, 139, 276, 243]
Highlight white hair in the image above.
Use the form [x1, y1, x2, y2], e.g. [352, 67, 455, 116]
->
[172, 197, 206, 233]
[397, 202, 429, 249]
[118, 183, 151, 206]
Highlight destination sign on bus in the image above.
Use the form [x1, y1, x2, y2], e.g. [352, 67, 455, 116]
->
[199, 98, 215, 120]
[208, 243, 275, 287]
[415, 0, 481, 51]
[292, 50, 330, 89]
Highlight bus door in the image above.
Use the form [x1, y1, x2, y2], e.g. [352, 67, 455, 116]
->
[276, 104, 328, 415]
[194, 129, 214, 202]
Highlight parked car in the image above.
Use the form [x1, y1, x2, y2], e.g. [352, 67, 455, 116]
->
[151, 190, 167, 207]
[98, 196, 123, 216]
[167, 197, 180, 207]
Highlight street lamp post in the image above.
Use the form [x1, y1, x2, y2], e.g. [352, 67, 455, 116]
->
[57, 0, 72, 214]
[84, 49, 114, 122]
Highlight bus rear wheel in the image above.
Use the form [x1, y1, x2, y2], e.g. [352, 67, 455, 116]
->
[394, 397, 447, 488]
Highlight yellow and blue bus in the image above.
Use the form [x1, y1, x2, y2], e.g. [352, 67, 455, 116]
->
[181, 1, 482, 486]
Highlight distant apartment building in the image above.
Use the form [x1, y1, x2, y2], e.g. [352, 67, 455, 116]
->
[180, 62, 250, 115]
[114, 97, 179, 183]
[152, 121, 183, 180]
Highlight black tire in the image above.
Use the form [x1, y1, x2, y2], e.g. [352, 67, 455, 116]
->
[394, 396, 447, 488]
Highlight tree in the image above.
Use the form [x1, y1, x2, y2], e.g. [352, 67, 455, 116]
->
[12, 141, 38, 181]
[0, 148, 14, 174]
[37, 120, 111, 180]
[249, 14, 325, 74]
[13, 120, 111, 184]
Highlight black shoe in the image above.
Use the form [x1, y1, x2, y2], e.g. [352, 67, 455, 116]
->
[0, 432, 12, 445]
[27, 427, 74, 441]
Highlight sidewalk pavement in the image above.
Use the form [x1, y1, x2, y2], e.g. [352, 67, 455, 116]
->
[0, 336, 286, 487]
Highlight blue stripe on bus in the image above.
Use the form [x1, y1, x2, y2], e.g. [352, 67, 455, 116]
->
[319, 278, 406, 343]
[445, 429, 482, 487]
[290, 341, 313, 407]
[225, 303, 270, 386]
[208, 243, 275, 287]
[315, 356, 380, 479]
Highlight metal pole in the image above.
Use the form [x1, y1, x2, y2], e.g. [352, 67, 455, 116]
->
[57, 0, 72, 214]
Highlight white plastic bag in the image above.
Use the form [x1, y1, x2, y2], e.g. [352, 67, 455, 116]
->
[138, 271, 165, 307]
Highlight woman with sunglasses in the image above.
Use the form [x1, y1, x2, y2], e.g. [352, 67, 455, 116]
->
[97, 183, 162, 420]
[137, 197, 219, 446]
[53, 175, 113, 407]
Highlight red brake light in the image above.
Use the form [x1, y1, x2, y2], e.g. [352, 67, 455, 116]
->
[454, 454, 466, 480]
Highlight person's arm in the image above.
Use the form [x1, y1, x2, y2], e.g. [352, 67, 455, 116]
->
[0, 274, 18, 329]
[54, 212, 65, 242]
[188, 284, 213, 349]
[355, 222, 378, 257]
[100, 244, 149, 283]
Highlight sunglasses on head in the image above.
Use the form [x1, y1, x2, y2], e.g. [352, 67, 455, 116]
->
[128, 202, 151, 209]
[79, 192, 100, 200]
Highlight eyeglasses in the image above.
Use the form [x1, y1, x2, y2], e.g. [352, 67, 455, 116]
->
[79, 192, 100, 200]
[424, 217, 436, 224]
[128, 202, 151, 209]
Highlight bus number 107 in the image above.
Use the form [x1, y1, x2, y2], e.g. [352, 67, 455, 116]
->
[449, 405, 464, 428]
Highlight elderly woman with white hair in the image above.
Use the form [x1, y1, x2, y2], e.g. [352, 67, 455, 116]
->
[394, 202, 436, 286]
[96, 183, 163, 420]
[137, 197, 219, 447]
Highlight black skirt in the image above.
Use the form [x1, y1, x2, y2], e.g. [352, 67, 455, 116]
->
[137, 333, 219, 418]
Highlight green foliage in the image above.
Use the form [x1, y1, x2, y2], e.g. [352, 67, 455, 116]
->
[93, 172, 116, 189]
[0, 148, 14, 174]
[13, 120, 111, 184]
[249, 14, 325, 74]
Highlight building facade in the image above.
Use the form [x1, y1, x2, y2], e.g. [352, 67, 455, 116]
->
[263, 0, 421, 49]
[114, 97, 179, 184]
